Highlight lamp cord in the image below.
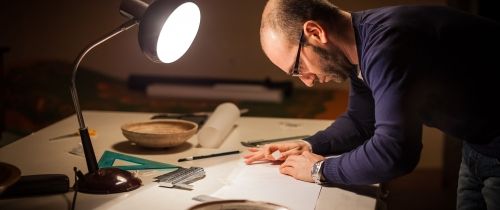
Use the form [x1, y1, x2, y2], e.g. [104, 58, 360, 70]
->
[71, 167, 79, 210]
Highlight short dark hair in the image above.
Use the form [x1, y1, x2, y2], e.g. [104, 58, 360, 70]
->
[262, 0, 341, 43]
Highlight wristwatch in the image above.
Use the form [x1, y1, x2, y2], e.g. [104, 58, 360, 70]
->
[311, 160, 326, 185]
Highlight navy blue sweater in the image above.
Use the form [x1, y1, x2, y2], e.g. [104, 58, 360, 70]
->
[305, 5, 500, 185]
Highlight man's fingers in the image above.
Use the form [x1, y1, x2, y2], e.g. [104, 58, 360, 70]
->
[244, 143, 308, 165]
[244, 152, 266, 164]
[243, 147, 261, 159]
[280, 148, 301, 158]
[247, 147, 260, 152]
[242, 153, 255, 159]
[301, 150, 312, 158]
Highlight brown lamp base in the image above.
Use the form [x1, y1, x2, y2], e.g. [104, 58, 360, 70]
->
[76, 168, 141, 194]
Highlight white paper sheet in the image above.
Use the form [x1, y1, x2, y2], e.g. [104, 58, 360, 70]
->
[212, 163, 321, 210]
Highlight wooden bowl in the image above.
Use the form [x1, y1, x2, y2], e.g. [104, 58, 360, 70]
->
[121, 120, 198, 148]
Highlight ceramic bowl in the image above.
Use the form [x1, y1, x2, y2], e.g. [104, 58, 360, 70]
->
[121, 120, 198, 148]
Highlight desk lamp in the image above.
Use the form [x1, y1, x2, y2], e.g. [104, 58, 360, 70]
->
[70, 0, 200, 194]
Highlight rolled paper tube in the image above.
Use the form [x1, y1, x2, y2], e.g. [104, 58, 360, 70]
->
[197, 102, 240, 148]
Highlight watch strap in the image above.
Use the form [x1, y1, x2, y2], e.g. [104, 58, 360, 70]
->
[311, 160, 325, 185]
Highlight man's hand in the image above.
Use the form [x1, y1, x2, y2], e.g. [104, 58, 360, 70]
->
[243, 141, 312, 164]
[279, 151, 325, 182]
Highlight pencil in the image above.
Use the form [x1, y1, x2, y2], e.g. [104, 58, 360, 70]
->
[178, 150, 240, 162]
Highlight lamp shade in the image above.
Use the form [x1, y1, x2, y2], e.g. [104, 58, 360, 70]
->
[139, 0, 200, 63]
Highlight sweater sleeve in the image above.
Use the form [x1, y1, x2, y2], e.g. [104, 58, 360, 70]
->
[321, 82, 423, 184]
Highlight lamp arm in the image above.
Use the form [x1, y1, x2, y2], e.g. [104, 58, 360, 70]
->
[71, 19, 138, 129]
[70, 19, 138, 173]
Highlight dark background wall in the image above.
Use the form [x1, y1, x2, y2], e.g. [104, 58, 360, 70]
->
[0, 0, 448, 90]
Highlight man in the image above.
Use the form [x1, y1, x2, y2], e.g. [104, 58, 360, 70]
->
[243, 0, 500, 209]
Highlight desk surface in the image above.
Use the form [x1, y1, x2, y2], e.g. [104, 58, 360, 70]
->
[0, 110, 377, 210]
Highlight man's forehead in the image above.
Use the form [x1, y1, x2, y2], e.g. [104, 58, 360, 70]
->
[261, 28, 295, 72]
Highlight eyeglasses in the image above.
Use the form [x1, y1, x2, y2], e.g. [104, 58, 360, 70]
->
[288, 30, 304, 77]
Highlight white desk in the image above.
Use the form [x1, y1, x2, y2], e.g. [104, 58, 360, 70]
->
[0, 111, 378, 210]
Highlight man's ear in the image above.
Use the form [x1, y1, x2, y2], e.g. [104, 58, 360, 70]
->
[303, 20, 328, 44]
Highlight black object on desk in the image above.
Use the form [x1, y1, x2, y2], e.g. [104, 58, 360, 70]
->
[0, 162, 20, 194]
[0, 174, 70, 198]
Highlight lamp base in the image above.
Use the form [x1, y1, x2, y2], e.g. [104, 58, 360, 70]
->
[76, 168, 141, 194]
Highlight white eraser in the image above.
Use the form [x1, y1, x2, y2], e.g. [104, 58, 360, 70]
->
[159, 182, 174, 188]
[271, 150, 281, 160]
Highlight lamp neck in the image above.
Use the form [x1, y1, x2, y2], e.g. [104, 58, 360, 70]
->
[70, 19, 138, 173]
[70, 19, 138, 129]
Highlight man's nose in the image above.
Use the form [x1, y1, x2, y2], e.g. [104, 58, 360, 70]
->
[299, 74, 316, 87]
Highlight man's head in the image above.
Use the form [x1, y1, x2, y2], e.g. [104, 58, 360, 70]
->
[260, 0, 356, 87]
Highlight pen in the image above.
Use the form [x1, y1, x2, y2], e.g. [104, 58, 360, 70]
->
[178, 150, 240, 162]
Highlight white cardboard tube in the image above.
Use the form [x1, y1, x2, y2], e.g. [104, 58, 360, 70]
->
[198, 102, 240, 148]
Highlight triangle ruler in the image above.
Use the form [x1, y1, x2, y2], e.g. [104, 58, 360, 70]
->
[98, 150, 179, 170]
